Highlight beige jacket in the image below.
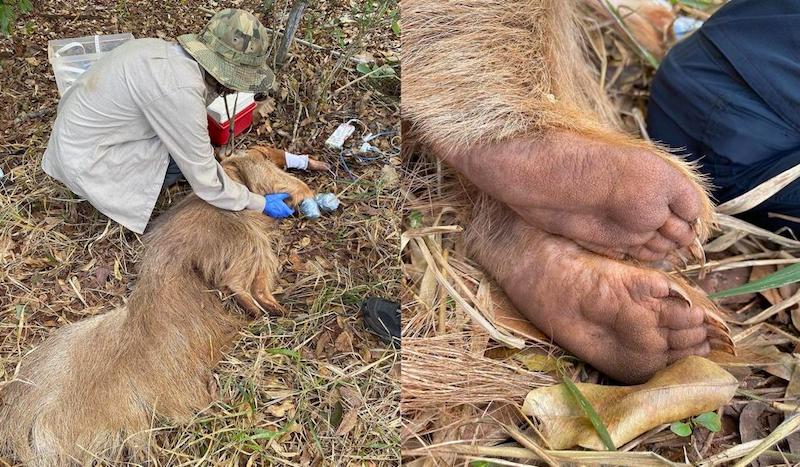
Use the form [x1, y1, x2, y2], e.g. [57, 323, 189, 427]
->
[42, 38, 265, 234]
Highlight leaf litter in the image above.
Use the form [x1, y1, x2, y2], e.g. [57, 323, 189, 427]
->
[0, 0, 400, 464]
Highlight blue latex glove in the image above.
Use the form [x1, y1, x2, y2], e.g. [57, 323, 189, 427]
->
[263, 193, 294, 218]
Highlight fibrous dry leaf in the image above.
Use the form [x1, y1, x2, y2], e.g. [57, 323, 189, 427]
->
[267, 399, 296, 418]
[335, 408, 359, 436]
[522, 356, 738, 450]
[335, 329, 354, 354]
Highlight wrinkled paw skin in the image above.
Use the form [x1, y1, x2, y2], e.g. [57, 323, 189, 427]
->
[452, 130, 715, 263]
[467, 201, 731, 384]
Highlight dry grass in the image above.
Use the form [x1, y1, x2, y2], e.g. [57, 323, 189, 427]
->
[401, 1, 800, 465]
[0, 0, 400, 465]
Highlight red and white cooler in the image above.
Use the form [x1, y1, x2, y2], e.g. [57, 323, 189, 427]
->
[206, 92, 257, 146]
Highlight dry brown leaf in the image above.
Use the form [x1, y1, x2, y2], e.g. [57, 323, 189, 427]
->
[698, 267, 752, 306]
[522, 356, 738, 450]
[514, 350, 563, 373]
[754, 345, 796, 381]
[335, 329, 354, 354]
[739, 402, 770, 466]
[0, 235, 16, 262]
[417, 257, 438, 310]
[751, 265, 782, 306]
[315, 331, 332, 359]
[254, 97, 275, 120]
[335, 408, 359, 436]
[267, 399, 295, 418]
[379, 164, 399, 188]
[791, 308, 800, 334]
[93, 266, 112, 286]
[338, 386, 364, 409]
[789, 431, 800, 456]
[788, 366, 800, 400]
[288, 253, 306, 272]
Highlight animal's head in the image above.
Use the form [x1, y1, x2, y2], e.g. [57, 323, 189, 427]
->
[221, 146, 315, 206]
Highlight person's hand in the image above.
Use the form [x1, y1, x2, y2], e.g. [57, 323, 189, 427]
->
[263, 193, 294, 218]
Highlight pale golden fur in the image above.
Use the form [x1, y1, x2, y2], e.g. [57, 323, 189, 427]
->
[402, 0, 715, 238]
[0, 147, 315, 466]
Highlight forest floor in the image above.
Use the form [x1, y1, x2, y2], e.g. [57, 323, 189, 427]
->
[0, 0, 400, 465]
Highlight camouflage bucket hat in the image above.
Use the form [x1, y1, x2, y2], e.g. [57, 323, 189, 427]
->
[178, 9, 275, 93]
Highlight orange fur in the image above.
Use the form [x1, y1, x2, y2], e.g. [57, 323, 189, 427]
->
[0, 147, 315, 465]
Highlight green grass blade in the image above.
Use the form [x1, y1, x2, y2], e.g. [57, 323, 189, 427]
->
[708, 262, 800, 299]
[670, 0, 714, 10]
[264, 347, 301, 360]
[561, 377, 616, 451]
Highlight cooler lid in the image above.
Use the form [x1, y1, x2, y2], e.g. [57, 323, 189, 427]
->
[207, 92, 256, 124]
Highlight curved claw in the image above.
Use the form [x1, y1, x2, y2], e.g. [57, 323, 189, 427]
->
[307, 158, 331, 171]
[703, 310, 735, 355]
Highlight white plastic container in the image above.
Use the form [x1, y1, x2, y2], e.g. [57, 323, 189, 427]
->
[206, 93, 256, 124]
[47, 33, 134, 96]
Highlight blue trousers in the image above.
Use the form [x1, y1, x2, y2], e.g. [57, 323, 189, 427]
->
[163, 156, 183, 188]
[647, 0, 800, 232]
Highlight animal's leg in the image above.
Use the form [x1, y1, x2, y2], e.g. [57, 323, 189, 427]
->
[229, 285, 261, 314]
[252, 146, 331, 172]
[403, 0, 715, 261]
[450, 130, 712, 262]
[306, 157, 331, 171]
[282, 180, 315, 207]
[252, 269, 285, 315]
[214, 246, 282, 315]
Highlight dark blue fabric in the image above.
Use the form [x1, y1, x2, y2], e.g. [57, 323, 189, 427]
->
[163, 156, 184, 188]
[647, 0, 800, 232]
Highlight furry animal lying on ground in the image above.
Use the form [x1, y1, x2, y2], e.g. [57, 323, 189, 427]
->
[0, 147, 317, 465]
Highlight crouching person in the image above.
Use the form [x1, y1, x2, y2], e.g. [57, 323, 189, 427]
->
[43, 8, 298, 232]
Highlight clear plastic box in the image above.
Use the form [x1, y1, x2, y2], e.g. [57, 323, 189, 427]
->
[47, 33, 134, 96]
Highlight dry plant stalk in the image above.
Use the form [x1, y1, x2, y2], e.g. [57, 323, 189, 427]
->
[401, 334, 555, 413]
